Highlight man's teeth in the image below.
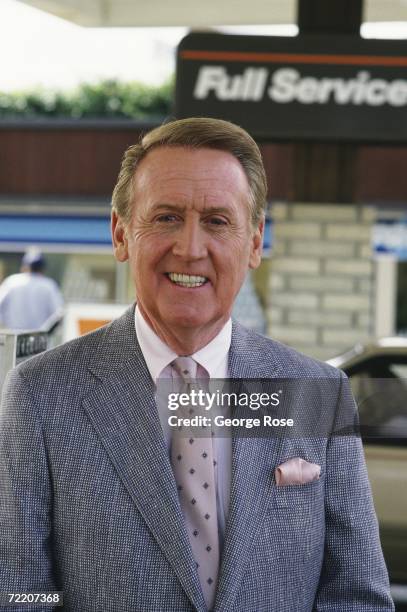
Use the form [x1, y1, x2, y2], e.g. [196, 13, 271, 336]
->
[168, 273, 207, 288]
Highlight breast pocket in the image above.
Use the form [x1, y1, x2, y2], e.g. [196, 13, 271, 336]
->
[270, 475, 325, 508]
[263, 476, 325, 563]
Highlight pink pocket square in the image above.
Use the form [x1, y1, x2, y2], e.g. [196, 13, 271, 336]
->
[275, 458, 321, 486]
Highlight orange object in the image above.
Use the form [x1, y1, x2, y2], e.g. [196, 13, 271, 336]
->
[78, 319, 110, 336]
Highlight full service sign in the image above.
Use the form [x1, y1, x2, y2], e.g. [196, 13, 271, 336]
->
[175, 32, 407, 142]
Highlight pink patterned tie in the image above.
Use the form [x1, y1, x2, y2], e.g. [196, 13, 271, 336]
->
[170, 357, 219, 610]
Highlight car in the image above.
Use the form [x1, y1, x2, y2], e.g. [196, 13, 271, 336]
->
[328, 339, 407, 601]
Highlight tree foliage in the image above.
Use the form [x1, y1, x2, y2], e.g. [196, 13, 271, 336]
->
[0, 78, 174, 119]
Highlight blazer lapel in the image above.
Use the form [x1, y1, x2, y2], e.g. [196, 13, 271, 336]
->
[214, 324, 287, 612]
[82, 307, 206, 612]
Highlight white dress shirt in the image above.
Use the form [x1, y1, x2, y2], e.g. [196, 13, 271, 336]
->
[135, 305, 232, 545]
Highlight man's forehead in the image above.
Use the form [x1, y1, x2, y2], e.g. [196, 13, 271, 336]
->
[132, 147, 248, 201]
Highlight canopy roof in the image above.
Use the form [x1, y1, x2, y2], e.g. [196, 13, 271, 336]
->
[16, 0, 407, 28]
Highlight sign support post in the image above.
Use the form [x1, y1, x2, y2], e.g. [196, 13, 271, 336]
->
[294, 0, 363, 202]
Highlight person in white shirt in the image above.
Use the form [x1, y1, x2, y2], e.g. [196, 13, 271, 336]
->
[0, 248, 63, 330]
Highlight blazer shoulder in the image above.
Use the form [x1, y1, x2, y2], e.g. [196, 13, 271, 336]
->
[16, 321, 109, 381]
[232, 320, 342, 379]
[16, 305, 135, 386]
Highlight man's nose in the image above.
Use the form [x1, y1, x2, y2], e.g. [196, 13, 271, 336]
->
[172, 220, 208, 260]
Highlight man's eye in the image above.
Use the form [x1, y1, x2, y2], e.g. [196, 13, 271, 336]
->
[207, 217, 228, 226]
[155, 214, 179, 223]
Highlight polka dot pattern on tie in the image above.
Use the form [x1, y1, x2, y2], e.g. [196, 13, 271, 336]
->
[170, 356, 219, 610]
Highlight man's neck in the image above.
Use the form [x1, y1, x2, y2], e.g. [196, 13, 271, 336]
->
[137, 305, 228, 355]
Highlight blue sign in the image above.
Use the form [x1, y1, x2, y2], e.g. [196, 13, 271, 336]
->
[0, 214, 111, 247]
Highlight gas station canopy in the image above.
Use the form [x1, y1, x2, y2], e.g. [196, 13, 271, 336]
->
[16, 0, 407, 27]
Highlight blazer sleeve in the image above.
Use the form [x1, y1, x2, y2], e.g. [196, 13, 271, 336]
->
[313, 372, 394, 611]
[0, 368, 57, 612]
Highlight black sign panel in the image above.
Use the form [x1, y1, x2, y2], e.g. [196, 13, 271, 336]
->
[175, 32, 407, 143]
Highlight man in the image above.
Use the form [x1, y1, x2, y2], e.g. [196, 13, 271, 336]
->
[0, 249, 63, 330]
[0, 118, 393, 611]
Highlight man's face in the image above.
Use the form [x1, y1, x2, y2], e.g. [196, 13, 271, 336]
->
[112, 146, 263, 346]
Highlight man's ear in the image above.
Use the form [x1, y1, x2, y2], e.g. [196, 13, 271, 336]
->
[249, 218, 264, 270]
[111, 210, 129, 262]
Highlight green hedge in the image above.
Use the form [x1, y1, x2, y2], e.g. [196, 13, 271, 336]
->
[0, 78, 174, 119]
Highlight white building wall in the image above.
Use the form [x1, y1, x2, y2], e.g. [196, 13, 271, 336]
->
[268, 202, 376, 360]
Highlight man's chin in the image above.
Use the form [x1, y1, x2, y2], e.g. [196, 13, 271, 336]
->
[158, 306, 224, 335]
[165, 313, 212, 330]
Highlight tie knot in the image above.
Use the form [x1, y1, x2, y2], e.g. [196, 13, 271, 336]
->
[172, 357, 197, 382]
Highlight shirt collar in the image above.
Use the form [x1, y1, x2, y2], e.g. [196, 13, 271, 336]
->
[135, 305, 231, 383]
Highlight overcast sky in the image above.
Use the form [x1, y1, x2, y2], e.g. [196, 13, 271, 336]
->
[1, 0, 407, 92]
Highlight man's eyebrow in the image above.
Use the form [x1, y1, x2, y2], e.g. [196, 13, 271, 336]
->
[150, 204, 185, 213]
[201, 206, 233, 216]
[151, 203, 233, 215]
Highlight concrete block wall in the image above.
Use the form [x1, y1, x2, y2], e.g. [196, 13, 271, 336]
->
[267, 202, 376, 361]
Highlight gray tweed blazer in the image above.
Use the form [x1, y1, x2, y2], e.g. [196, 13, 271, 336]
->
[0, 305, 394, 611]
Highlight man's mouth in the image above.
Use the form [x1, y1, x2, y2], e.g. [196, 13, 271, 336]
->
[166, 273, 209, 288]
